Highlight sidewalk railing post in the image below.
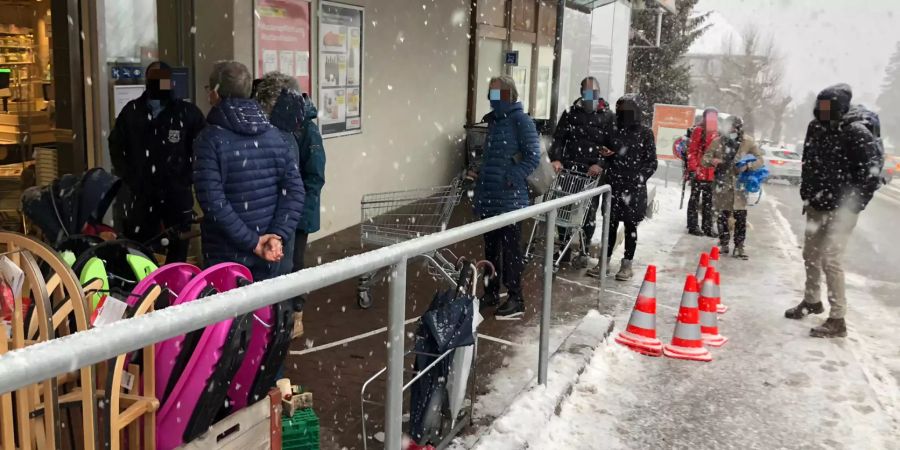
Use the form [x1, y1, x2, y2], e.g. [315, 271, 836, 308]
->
[384, 258, 407, 449]
[599, 192, 611, 289]
[539, 209, 557, 385]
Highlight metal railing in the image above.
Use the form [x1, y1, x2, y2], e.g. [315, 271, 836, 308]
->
[0, 185, 612, 449]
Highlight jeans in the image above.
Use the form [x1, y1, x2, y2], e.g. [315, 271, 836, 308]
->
[484, 224, 524, 299]
[802, 207, 859, 319]
[718, 210, 748, 247]
[687, 180, 713, 233]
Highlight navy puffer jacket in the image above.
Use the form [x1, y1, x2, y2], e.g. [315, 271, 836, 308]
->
[194, 97, 305, 262]
[474, 102, 541, 218]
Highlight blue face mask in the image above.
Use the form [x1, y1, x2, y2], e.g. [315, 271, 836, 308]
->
[582, 89, 600, 112]
[489, 88, 504, 109]
[148, 99, 164, 118]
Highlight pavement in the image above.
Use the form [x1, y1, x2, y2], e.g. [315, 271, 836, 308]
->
[462, 178, 900, 449]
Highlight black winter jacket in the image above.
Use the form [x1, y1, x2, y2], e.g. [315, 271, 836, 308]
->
[603, 94, 658, 223]
[801, 84, 883, 212]
[109, 92, 206, 192]
[549, 99, 615, 170]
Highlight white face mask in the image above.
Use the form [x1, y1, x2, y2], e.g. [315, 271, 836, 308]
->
[728, 132, 739, 140]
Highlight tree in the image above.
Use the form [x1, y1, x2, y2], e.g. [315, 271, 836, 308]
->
[876, 41, 900, 149]
[697, 27, 788, 136]
[626, 0, 710, 112]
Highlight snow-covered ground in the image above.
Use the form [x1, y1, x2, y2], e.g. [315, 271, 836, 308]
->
[458, 179, 900, 449]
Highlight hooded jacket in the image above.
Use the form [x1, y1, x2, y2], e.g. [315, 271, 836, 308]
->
[549, 98, 616, 169]
[801, 84, 884, 212]
[269, 91, 325, 234]
[603, 94, 658, 223]
[474, 102, 541, 218]
[193, 97, 305, 264]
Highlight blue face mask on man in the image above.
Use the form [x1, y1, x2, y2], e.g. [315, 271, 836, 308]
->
[582, 89, 601, 112]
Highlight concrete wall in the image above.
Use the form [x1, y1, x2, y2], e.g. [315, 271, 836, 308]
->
[191, 0, 470, 239]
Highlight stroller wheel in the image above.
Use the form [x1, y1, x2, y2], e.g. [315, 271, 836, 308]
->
[357, 290, 373, 309]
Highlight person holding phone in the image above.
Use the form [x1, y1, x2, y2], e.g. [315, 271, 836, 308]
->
[586, 94, 657, 280]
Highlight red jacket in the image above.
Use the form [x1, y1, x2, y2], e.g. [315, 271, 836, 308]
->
[687, 127, 718, 182]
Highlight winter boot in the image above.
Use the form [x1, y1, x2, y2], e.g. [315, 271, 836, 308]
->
[481, 290, 501, 308]
[719, 244, 730, 255]
[784, 300, 825, 319]
[614, 259, 634, 281]
[688, 228, 704, 237]
[585, 261, 610, 278]
[733, 246, 748, 260]
[495, 296, 525, 320]
[810, 318, 847, 338]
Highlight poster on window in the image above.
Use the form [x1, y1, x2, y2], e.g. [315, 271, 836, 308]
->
[319, 1, 363, 137]
[255, 0, 312, 94]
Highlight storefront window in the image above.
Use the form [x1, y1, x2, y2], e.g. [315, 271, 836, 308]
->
[511, 41, 532, 113]
[104, 0, 158, 63]
[474, 38, 504, 121]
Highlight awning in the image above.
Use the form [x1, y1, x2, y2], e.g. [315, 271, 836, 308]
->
[567, 0, 677, 15]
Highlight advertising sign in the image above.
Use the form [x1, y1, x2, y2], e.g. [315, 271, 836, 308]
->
[319, 1, 363, 137]
[255, 0, 312, 94]
[652, 104, 697, 160]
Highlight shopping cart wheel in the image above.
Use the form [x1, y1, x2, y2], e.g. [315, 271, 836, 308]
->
[573, 255, 590, 270]
[357, 290, 373, 309]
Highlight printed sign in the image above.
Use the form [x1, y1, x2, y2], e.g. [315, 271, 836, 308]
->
[652, 104, 697, 160]
[319, 1, 363, 137]
[255, 0, 312, 94]
[505, 51, 519, 66]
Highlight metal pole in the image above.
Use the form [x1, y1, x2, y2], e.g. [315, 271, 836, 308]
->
[548, 0, 566, 127]
[665, 161, 669, 188]
[539, 209, 557, 385]
[599, 192, 612, 289]
[384, 259, 407, 450]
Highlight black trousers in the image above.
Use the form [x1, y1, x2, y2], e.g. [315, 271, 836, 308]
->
[484, 223, 524, 299]
[122, 187, 193, 263]
[607, 209, 639, 261]
[687, 180, 713, 233]
[718, 210, 748, 247]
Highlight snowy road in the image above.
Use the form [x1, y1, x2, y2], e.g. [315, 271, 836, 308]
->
[475, 181, 900, 449]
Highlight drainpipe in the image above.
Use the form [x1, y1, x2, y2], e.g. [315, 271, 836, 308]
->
[548, 0, 566, 131]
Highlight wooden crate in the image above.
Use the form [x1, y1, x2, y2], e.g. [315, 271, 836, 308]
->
[176, 390, 282, 450]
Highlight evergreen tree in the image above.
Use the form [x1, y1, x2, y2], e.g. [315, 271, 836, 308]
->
[626, 0, 710, 112]
[876, 42, 900, 149]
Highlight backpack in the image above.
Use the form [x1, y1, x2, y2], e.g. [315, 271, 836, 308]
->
[843, 104, 887, 186]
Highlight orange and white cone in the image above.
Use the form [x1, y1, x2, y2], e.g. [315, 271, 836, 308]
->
[713, 269, 728, 314]
[614, 265, 663, 357]
[663, 275, 712, 362]
[709, 246, 720, 270]
[695, 252, 710, 281]
[699, 268, 728, 347]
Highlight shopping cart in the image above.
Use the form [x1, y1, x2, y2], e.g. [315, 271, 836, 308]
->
[524, 169, 601, 273]
[360, 259, 493, 449]
[357, 175, 465, 308]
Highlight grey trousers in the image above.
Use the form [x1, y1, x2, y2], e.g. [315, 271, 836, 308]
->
[802, 207, 859, 319]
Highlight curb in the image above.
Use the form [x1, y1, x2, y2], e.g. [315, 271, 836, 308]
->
[463, 312, 615, 450]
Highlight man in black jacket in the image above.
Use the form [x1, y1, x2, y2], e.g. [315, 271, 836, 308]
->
[784, 83, 883, 338]
[109, 61, 205, 262]
[549, 77, 615, 250]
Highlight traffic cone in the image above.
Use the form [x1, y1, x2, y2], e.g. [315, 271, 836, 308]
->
[699, 269, 728, 347]
[713, 270, 728, 314]
[695, 252, 709, 281]
[614, 265, 663, 357]
[663, 275, 712, 362]
[709, 246, 720, 270]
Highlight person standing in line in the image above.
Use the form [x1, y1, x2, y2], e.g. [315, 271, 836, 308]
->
[471, 75, 540, 320]
[253, 72, 326, 308]
[703, 116, 763, 259]
[549, 76, 616, 259]
[109, 61, 205, 262]
[686, 108, 719, 237]
[193, 61, 305, 281]
[586, 94, 657, 280]
[784, 84, 883, 338]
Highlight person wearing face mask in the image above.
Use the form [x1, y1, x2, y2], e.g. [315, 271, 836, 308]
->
[548, 77, 616, 258]
[585, 94, 657, 280]
[109, 61, 206, 262]
[686, 108, 720, 237]
[471, 75, 540, 320]
[702, 116, 763, 259]
[784, 83, 883, 338]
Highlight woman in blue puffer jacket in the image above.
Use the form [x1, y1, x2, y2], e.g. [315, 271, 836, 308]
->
[473, 75, 540, 320]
